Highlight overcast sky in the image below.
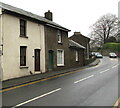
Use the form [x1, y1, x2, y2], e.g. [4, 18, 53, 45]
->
[0, 0, 119, 37]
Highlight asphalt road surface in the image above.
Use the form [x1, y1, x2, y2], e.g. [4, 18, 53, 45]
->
[2, 56, 119, 107]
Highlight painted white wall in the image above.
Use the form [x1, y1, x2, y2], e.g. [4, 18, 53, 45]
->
[0, 12, 2, 105]
[2, 14, 45, 80]
[39, 25, 46, 73]
[0, 8, 3, 81]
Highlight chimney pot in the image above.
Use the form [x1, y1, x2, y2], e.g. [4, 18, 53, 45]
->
[44, 10, 53, 21]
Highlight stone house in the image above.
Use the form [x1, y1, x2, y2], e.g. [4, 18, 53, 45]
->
[69, 32, 90, 60]
[44, 11, 70, 72]
[69, 40, 85, 67]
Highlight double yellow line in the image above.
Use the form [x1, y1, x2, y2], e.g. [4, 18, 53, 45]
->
[0, 68, 83, 93]
[114, 97, 120, 108]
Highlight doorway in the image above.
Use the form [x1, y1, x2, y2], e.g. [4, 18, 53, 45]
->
[48, 50, 54, 71]
[35, 49, 40, 71]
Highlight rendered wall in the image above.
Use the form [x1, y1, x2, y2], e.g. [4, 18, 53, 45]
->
[2, 14, 45, 80]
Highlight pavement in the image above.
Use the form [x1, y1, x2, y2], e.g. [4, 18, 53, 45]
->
[2, 59, 100, 89]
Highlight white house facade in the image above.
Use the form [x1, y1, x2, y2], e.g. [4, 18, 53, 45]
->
[0, 4, 46, 80]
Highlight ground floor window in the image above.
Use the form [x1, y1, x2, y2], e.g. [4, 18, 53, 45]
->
[20, 46, 27, 66]
[57, 49, 64, 66]
[76, 50, 79, 61]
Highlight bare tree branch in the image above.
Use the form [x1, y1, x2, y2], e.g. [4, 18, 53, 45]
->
[90, 13, 119, 47]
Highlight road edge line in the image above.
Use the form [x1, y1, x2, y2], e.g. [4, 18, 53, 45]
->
[114, 97, 120, 108]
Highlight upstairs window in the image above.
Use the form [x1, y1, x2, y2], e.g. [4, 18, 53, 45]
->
[20, 46, 27, 66]
[20, 19, 26, 37]
[57, 30, 62, 43]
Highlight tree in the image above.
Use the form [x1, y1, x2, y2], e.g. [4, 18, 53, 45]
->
[90, 13, 119, 47]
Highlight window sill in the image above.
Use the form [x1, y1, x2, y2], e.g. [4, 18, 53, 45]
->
[58, 42, 62, 44]
[20, 66, 29, 69]
[19, 35, 28, 38]
[57, 64, 64, 67]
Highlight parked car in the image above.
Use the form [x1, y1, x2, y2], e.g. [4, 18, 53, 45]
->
[95, 52, 103, 58]
[109, 53, 117, 58]
[91, 52, 96, 56]
[94, 52, 100, 56]
[89, 52, 95, 57]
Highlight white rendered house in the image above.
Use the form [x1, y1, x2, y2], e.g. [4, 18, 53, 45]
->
[0, 2, 46, 80]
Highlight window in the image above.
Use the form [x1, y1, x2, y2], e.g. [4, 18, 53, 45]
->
[87, 44, 89, 59]
[20, 19, 26, 37]
[57, 30, 62, 43]
[20, 46, 27, 66]
[76, 51, 79, 61]
[57, 50, 64, 66]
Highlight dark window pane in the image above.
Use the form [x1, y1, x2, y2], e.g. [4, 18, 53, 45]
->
[20, 19, 26, 36]
[20, 46, 26, 66]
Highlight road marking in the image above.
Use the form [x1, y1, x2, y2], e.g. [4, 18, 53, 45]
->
[74, 75, 94, 84]
[99, 69, 110, 74]
[100, 64, 119, 74]
[112, 64, 119, 69]
[112, 66, 117, 68]
[12, 88, 61, 108]
[114, 97, 120, 108]
[0, 69, 84, 93]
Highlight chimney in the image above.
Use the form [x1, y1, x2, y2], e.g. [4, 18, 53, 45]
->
[74, 32, 81, 35]
[44, 10, 53, 21]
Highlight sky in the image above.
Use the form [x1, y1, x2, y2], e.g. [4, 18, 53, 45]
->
[0, 0, 119, 37]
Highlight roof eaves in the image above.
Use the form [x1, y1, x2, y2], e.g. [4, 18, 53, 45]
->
[0, 2, 70, 32]
[46, 23, 71, 32]
[69, 40, 85, 49]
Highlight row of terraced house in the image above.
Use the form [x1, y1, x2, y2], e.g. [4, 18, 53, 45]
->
[0, 2, 90, 80]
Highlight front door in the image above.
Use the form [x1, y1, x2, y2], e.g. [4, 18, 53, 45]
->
[48, 50, 54, 71]
[35, 49, 40, 71]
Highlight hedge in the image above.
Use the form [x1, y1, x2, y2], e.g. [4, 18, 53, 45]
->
[102, 43, 120, 51]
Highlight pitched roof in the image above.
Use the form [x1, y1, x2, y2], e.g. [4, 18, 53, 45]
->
[69, 40, 85, 49]
[0, 2, 70, 31]
[70, 32, 90, 40]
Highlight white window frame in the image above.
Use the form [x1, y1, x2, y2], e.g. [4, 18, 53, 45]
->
[57, 30, 62, 43]
[20, 46, 28, 68]
[76, 50, 79, 61]
[57, 49, 64, 66]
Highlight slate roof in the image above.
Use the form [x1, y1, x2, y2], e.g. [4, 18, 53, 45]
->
[69, 40, 85, 49]
[0, 2, 70, 31]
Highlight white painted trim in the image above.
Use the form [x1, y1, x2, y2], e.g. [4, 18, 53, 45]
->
[57, 49, 64, 66]
[76, 50, 79, 61]
[0, 8, 2, 15]
[57, 30, 62, 43]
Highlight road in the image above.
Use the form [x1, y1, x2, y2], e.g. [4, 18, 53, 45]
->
[2, 56, 119, 107]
